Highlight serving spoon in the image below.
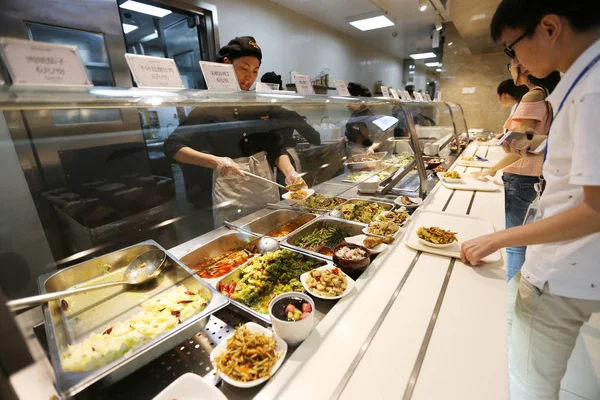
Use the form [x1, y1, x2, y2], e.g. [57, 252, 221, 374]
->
[6, 249, 166, 312]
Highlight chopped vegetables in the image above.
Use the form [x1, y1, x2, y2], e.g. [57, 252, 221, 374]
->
[443, 171, 462, 179]
[417, 226, 458, 244]
[214, 325, 280, 382]
[335, 246, 368, 261]
[294, 225, 350, 256]
[338, 201, 389, 224]
[188, 249, 254, 280]
[299, 194, 346, 211]
[368, 221, 400, 237]
[376, 210, 409, 225]
[305, 268, 348, 297]
[290, 189, 308, 200]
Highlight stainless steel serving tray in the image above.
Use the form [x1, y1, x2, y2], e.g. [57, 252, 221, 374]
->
[240, 209, 317, 240]
[332, 198, 396, 224]
[283, 216, 366, 261]
[38, 240, 229, 398]
[215, 250, 330, 324]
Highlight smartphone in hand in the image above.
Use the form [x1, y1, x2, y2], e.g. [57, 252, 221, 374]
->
[497, 131, 547, 154]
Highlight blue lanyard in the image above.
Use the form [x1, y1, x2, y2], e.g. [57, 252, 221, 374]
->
[544, 53, 600, 161]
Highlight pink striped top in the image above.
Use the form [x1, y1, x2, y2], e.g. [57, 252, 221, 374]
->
[502, 91, 552, 177]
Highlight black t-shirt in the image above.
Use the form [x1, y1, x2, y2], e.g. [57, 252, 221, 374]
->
[163, 105, 320, 206]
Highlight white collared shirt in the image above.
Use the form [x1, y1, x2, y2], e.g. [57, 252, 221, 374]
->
[522, 38, 600, 300]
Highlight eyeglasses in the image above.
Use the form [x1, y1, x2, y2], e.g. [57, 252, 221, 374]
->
[503, 31, 529, 59]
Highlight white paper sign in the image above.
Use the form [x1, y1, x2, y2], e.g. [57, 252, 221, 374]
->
[381, 86, 390, 98]
[372, 116, 399, 131]
[403, 91, 412, 100]
[415, 92, 424, 101]
[292, 74, 314, 94]
[0, 38, 91, 87]
[199, 61, 240, 91]
[255, 82, 279, 92]
[389, 88, 400, 100]
[125, 54, 185, 89]
[333, 79, 350, 97]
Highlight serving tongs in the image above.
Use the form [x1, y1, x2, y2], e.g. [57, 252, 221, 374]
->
[243, 171, 305, 192]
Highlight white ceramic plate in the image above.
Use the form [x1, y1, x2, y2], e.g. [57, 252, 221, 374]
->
[300, 265, 355, 300]
[417, 237, 457, 249]
[153, 373, 227, 400]
[375, 210, 410, 226]
[393, 196, 423, 209]
[209, 322, 287, 388]
[345, 234, 387, 254]
[282, 188, 315, 202]
[363, 225, 401, 239]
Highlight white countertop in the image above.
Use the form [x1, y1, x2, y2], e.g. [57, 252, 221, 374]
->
[258, 143, 508, 400]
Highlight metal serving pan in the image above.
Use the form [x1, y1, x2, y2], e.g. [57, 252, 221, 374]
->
[345, 151, 387, 170]
[240, 209, 317, 240]
[38, 240, 229, 398]
[332, 198, 396, 224]
[215, 249, 330, 324]
[283, 216, 366, 261]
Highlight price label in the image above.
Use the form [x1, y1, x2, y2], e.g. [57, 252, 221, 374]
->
[0, 38, 91, 87]
[333, 79, 350, 96]
[199, 61, 240, 91]
[125, 54, 185, 89]
[389, 88, 400, 100]
[381, 86, 390, 98]
[415, 92, 424, 101]
[255, 82, 279, 92]
[292, 73, 314, 94]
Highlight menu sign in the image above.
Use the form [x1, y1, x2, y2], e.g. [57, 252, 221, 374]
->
[199, 61, 240, 91]
[415, 92, 424, 101]
[292, 74, 314, 94]
[403, 91, 412, 100]
[0, 38, 91, 87]
[333, 79, 351, 96]
[125, 54, 185, 89]
[389, 88, 400, 100]
[381, 86, 390, 98]
[256, 82, 279, 92]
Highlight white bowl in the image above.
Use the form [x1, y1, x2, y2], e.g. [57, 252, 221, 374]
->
[393, 196, 423, 209]
[209, 322, 288, 388]
[153, 373, 227, 400]
[344, 234, 387, 254]
[268, 292, 315, 346]
[300, 266, 355, 301]
[357, 177, 380, 194]
[417, 237, 457, 249]
[282, 188, 315, 202]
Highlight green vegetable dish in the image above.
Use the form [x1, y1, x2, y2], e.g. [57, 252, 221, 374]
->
[294, 225, 350, 256]
[338, 201, 388, 224]
[300, 194, 346, 211]
[223, 250, 324, 315]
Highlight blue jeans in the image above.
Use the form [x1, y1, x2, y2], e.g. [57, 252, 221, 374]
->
[503, 173, 540, 281]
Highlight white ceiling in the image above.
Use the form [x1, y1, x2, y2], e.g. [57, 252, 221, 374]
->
[269, 0, 440, 59]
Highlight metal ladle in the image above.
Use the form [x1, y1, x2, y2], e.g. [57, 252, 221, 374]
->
[223, 221, 280, 253]
[6, 249, 167, 312]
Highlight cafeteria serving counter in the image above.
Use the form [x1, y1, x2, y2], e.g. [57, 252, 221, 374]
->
[10, 142, 508, 400]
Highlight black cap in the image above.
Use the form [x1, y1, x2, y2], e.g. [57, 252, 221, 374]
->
[216, 36, 262, 64]
[347, 82, 372, 97]
[261, 72, 283, 89]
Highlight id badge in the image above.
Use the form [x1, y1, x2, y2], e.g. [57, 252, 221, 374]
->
[523, 182, 544, 225]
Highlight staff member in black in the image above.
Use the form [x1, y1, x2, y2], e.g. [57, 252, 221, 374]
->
[163, 36, 320, 228]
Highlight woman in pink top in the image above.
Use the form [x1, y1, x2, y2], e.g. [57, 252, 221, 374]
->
[481, 60, 560, 280]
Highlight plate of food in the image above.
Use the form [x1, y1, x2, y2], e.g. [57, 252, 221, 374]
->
[394, 195, 423, 209]
[210, 322, 287, 388]
[363, 220, 401, 239]
[334, 199, 394, 224]
[301, 266, 354, 300]
[416, 226, 458, 248]
[440, 171, 463, 183]
[345, 234, 387, 254]
[332, 243, 371, 275]
[375, 209, 410, 226]
[299, 193, 346, 211]
[282, 188, 315, 202]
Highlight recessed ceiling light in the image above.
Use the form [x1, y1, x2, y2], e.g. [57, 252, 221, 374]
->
[410, 52, 436, 60]
[425, 61, 440, 67]
[349, 15, 395, 31]
[418, 0, 428, 12]
[436, 68, 442, 72]
[120, 0, 172, 18]
[122, 23, 138, 34]
[448, 42, 453, 46]
[409, 71, 415, 74]
[435, 15, 443, 31]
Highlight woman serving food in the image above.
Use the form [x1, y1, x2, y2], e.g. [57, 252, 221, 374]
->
[164, 36, 320, 228]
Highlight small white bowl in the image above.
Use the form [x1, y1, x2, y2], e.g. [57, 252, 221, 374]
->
[282, 188, 315, 202]
[268, 292, 315, 346]
[393, 196, 423, 209]
[437, 171, 463, 183]
[417, 237, 457, 249]
[345, 234, 387, 254]
[210, 322, 287, 388]
[357, 177, 380, 194]
[300, 265, 355, 301]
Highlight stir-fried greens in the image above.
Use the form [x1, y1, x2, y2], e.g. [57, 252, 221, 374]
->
[294, 225, 350, 255]
[300, 194, 346, 211]
[224, 250, 323, 314]
[338, 201, 388, 224]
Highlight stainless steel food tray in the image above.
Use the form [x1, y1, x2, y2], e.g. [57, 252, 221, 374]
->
[332, 198, 396, 224]
[283, 216, 366, 261]
[215, 250, 330, 324]
[345, 151, 387, 171]
[38, 240, 229, 398]
[240, 209, 317, 241]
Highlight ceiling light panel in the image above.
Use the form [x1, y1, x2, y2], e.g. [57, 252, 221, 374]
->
[410, 52, 437, 60]
[122, 23, 138, 34]
[120, 1, 172, 18]
[425, 62, 439, 67]
[418, 0, 428, 12]
[349, 15, 395, 31]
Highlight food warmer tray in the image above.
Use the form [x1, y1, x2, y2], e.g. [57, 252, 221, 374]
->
[282, 216, 366, 261]
[344, 151, 387, 170]
[332, 198, 396, 223]
[214, 250, 331, 324]
[37, 240, 229, 398]
[239, 209, 317, 241]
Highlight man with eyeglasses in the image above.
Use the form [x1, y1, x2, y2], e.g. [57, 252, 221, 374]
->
[459, 0, 600, 398]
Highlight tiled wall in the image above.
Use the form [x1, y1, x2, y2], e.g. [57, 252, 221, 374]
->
[439, 24, 512, 133]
